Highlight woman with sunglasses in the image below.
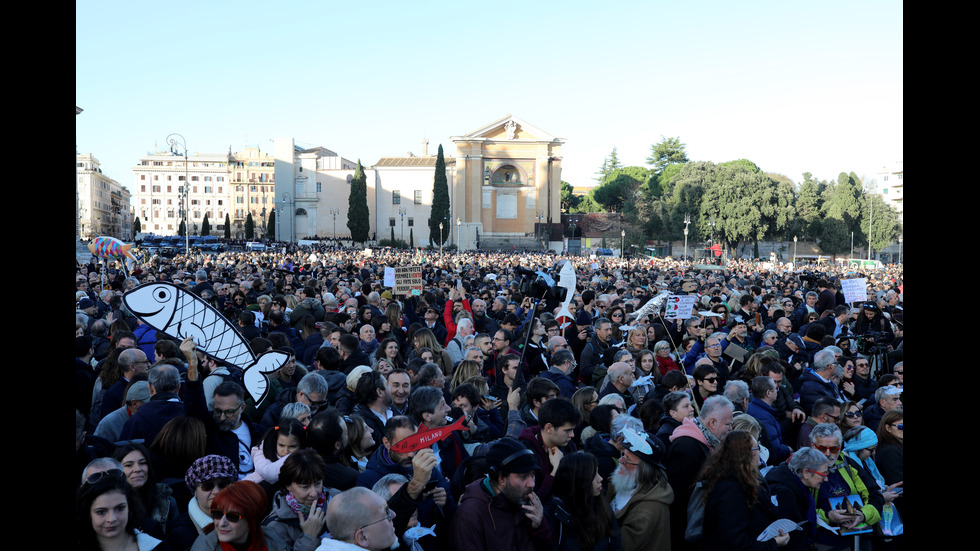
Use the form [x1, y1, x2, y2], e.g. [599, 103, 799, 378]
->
[764, 448, 833, 551]
[78, 468, 164, 551]
[191, 480, 288, 550]
[837, 401, 865, 434]
[166, 455, 238, 550]
[875, 410, 903, 500]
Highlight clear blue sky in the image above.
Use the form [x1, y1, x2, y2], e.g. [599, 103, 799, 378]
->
[76, 0, 903, 194]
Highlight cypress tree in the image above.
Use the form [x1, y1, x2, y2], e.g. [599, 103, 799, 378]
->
[224, 214, 231, 239]
[245, 212, 255, 240]
[348, 160, 370, 244]
[429, 145, 450, 247]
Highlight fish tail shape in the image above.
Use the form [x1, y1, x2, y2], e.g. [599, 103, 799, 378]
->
[243, 351, 289, 406]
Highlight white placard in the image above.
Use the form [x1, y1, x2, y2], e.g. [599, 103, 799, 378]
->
[384, 267, 395, 288]
[841, 278, 868, 304]
[664, 294, 698, 320]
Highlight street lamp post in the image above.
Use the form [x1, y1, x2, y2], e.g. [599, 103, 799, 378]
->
[439, 222, 444, 256]
[456, 217, 461, 250]
[793, 235, 798, 264]
[621, 229, 626, 259]
[329, 208, 339, 241]
[683, 214, 691, 262]
[898, 236, 903, 264]
[398, 208, 406, 246]
[166, 133, 189, 255]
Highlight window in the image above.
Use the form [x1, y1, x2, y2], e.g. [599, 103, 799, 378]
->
[408, 218, 414, 227]
[414, 190, 422, 204]
[393, 190, 401, 204]
[389, 218, 396, 227]
[898, 174, 903, 180]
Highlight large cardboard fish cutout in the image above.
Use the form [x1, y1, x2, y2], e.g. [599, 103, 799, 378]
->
[553, 260, 577, 331]
[123, 282, 286, 404]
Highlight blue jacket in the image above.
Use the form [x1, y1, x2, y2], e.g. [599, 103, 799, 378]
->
[798, 369, 843, 416]
[746, 398, 791, 464]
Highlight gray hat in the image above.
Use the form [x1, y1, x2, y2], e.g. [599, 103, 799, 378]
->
[125, 381, 151, 402]
[787, 334, 805, 349]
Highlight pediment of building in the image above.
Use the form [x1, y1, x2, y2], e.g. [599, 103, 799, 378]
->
[453, 114, 564, 143]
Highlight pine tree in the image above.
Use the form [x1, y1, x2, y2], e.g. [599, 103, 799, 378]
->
[245, 212, 255, 240]
[267, 210, 276, 241]
[429, 145, 450, 247]
[201, 213, 211, 236]
[224, 214, 231, 239]
[347, 160, 370, 244]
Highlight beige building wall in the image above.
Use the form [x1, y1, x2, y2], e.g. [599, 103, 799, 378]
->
[451, 115, 564, 249]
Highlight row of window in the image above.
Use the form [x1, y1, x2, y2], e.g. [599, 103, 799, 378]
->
[389, 217, 414, 227]
[392, 190, 425, 204]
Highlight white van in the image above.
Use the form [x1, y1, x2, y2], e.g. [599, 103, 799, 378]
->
[245, 242, 267, 251]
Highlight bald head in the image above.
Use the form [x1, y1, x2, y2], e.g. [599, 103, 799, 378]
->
[326, 487, 396, 550]
[119, 348, 148, 378]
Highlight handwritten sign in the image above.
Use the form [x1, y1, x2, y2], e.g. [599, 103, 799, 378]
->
[394, 265, 423, 296]
[664, 294, 698, 320]
[841, 278, 868, 304]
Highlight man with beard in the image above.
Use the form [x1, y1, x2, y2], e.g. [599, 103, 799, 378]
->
[451, 437, 551, 551]
[183, 337, 265, 479]
[609, 428, 673, 551]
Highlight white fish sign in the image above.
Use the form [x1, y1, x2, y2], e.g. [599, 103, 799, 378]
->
[123, 282, 286, 404]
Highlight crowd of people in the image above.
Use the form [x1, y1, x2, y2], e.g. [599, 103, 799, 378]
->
[76, 243, 903, 551]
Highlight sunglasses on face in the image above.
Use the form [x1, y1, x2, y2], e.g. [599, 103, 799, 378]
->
[844, 411, 862, 419]
[210, 509, 244, 523]
[813, 444, 840, 455]
[199, 477, 235, 492]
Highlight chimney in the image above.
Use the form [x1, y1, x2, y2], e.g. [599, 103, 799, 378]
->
[423, 138, 429, 156]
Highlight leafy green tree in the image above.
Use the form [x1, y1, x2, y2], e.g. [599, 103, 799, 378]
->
[796, 172, 825, 238]
[201, 213, 211, 236]
[560, 181, 580, 212]
[570, 188, 605, 213]
[245, 213, 254, 240]
[861, 194, 902, 254]
[593, 170, 645, 213]
[818, 217, 850, 256]
[646, 136, 689, 174]
[429, 145, 450, 247]
[266, 210, 275, 241]
[821, 171, 864, 245]
[347, 160, 370, 244]
[224, 214, 232, 239]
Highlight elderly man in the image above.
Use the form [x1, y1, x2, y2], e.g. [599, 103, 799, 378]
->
[323, 487, 398, 551]
[799, 349, 845, 415]
[746, 376, 793, 464]
[94, 380, 150, 443]
[262, 372, 330, 428]
[539, 349, 577, 399]
[446, 318, 475, 366]
[598, 361, 636, 409]
[863, 385, 902, 431]
[808, 423, 882, 549]
[96, 345, 150, 421]
[609, 430, 673, 551]
[119, 364, 183, 444]
[666, 395, 734, 551]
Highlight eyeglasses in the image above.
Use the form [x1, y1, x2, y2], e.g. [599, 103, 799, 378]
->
[844, 411, 862, 419]
[213, 405, 242, 418]
[612, 313, 623, 318]
[357, 507, 394, 533]
[199, 477, 235, 492]
[805, 468, 829, 478]
[84, 468, 125, 485]
[702, 377, 719, 383]
[889, 423, 903, 430]
[210, 509, 244, 523]
[813, 444, 840, 455]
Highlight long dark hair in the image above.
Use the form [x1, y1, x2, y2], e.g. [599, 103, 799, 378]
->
[552, 452, 614, 550]
[77, 472, 144, 550]
[113, 442, 160, 519]
[699, 430, 761, 508]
